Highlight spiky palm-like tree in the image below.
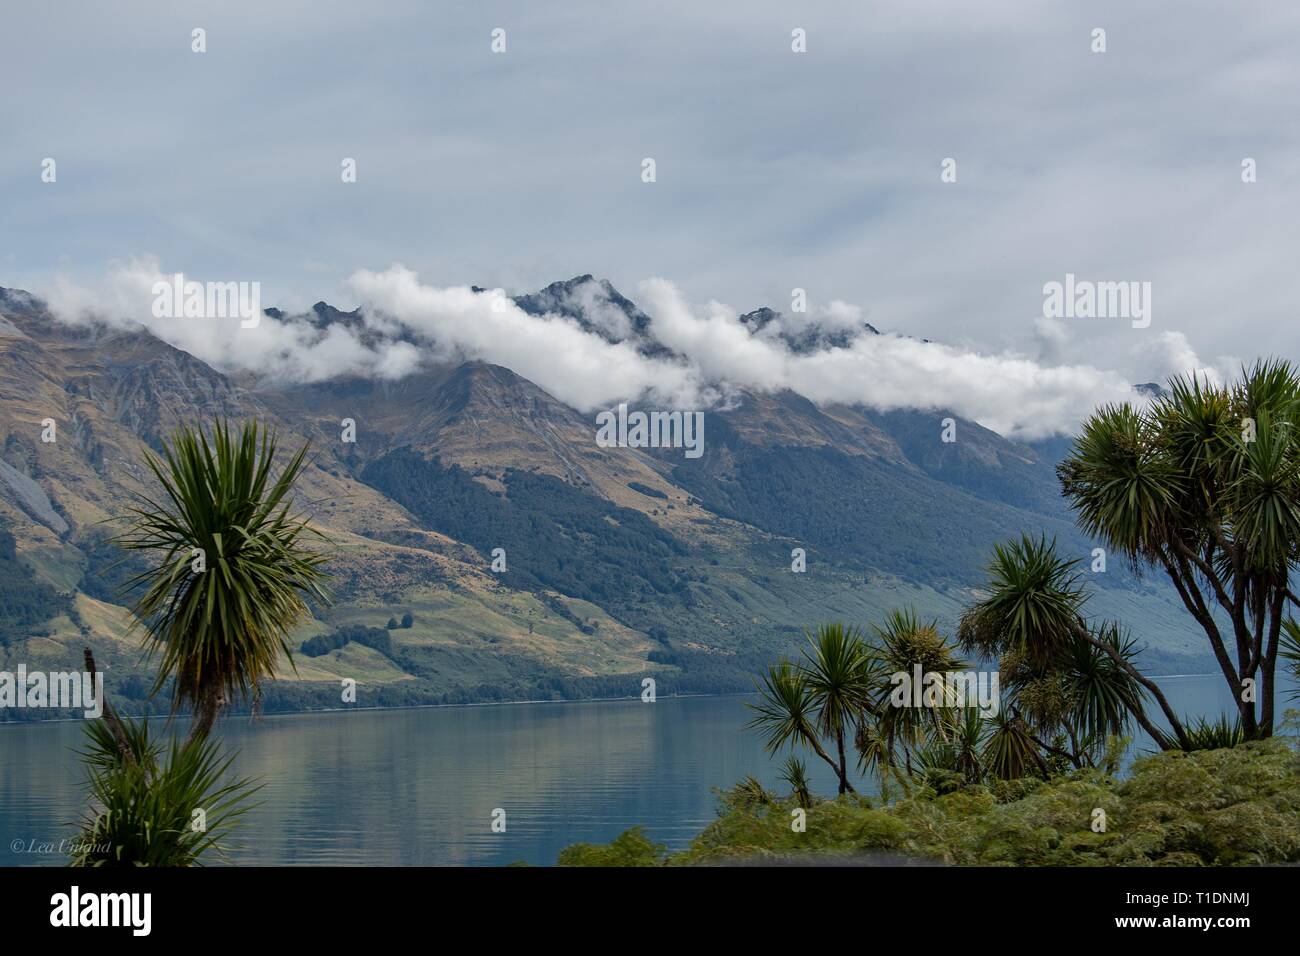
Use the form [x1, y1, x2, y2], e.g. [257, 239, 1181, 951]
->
[748, 661, 845, 786]
[116, 420, 331, 741]
[1057, 359, 1300, 739]
[950, 707, 986, 785]
[867, 609, 967, 773]
[959, 534, 1188, 750]
[799, 623, 875, 794]
[748, 624, 876, 795]
[980, 709, 1043, 781]
[1061, 622, 1145, 747]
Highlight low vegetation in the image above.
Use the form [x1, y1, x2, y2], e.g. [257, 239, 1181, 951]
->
[71, 717, 258, 867]
[560, 734, 1300, 866]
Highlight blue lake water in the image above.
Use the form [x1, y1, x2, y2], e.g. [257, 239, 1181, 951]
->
[1, 673, 1294, 866]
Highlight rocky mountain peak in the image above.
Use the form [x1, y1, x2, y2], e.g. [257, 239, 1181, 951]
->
[739, 305, 879, 354]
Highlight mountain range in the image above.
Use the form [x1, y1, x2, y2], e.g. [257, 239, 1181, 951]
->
[0, 278, 1208, 719]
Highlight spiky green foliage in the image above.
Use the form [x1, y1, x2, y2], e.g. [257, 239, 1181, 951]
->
[1282, 618, 1300, 700]
[779, 755, 813, 807]
[912, 742, 967, 795]
[799, 623, 875, 793]
[980, 710, 1041, 782]
[991, 622, 1148, 771]
[1183, 714, 1246, 751]
[718, 776, 778, 814]
[960, 534, 1186, 752]
[958, 534, 1085, 670]
[748, 661, 821, 755]
[115, 420, 331, 736]
[748, 625, 877, 795]
[868, 609, 968, 766]
[949, 707, 987, 785]
[1061, 623, 1144, 743]
[1058, 359, 1300, 739]
[71, 718, 259, 866]
[754, 614, 998, 796]
[800, 624, 873, 741]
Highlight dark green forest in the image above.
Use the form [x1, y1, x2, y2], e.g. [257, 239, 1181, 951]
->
[361, 449, 689, 621]
[0, 525, 70, 646]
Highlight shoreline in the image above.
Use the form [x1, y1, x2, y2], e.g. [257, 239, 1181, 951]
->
[0, 688, 743, 728]
[0, 670, 1243, 729]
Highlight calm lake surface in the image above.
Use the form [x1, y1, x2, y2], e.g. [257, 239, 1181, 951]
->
[1, 674, 1292, 866]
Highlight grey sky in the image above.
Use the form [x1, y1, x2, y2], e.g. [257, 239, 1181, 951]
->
[3, 0, 1298, 429]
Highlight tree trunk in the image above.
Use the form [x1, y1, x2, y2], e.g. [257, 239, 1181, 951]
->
[186, 685, 227, 744]
[805, 731, 856, 794]
[1162, 551, 1254, 732]
[835, 728, 851, 795]
[84, 648, 138, 767]
[1072, 624, 1189, 750]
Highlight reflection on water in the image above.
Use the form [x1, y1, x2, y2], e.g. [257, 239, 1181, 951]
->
[1, 674, 1292, 866]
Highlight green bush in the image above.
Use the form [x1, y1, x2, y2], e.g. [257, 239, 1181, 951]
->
[560, 739, 1300, 867]
[556, 826, 667, 867]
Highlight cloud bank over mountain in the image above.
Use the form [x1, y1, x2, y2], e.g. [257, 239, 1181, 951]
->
[35, 259, 1231, 439]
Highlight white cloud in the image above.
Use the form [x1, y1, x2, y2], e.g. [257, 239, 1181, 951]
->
[33, 262, 1233, 440]
[345, 266, 705, 410]
[637, 278, 1141, 439]
[41, 257, 426, 384]
[1132, 331, 1231, 389]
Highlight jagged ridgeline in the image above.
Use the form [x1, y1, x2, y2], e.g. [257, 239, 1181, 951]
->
[0, 279, 1204, 715]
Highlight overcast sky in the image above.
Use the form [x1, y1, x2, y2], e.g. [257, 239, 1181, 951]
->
[2, 1, 1298, 436]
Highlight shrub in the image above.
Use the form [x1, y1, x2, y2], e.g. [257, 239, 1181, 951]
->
[556, 826, 667, 867]
[558, 739, 1300, 867]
